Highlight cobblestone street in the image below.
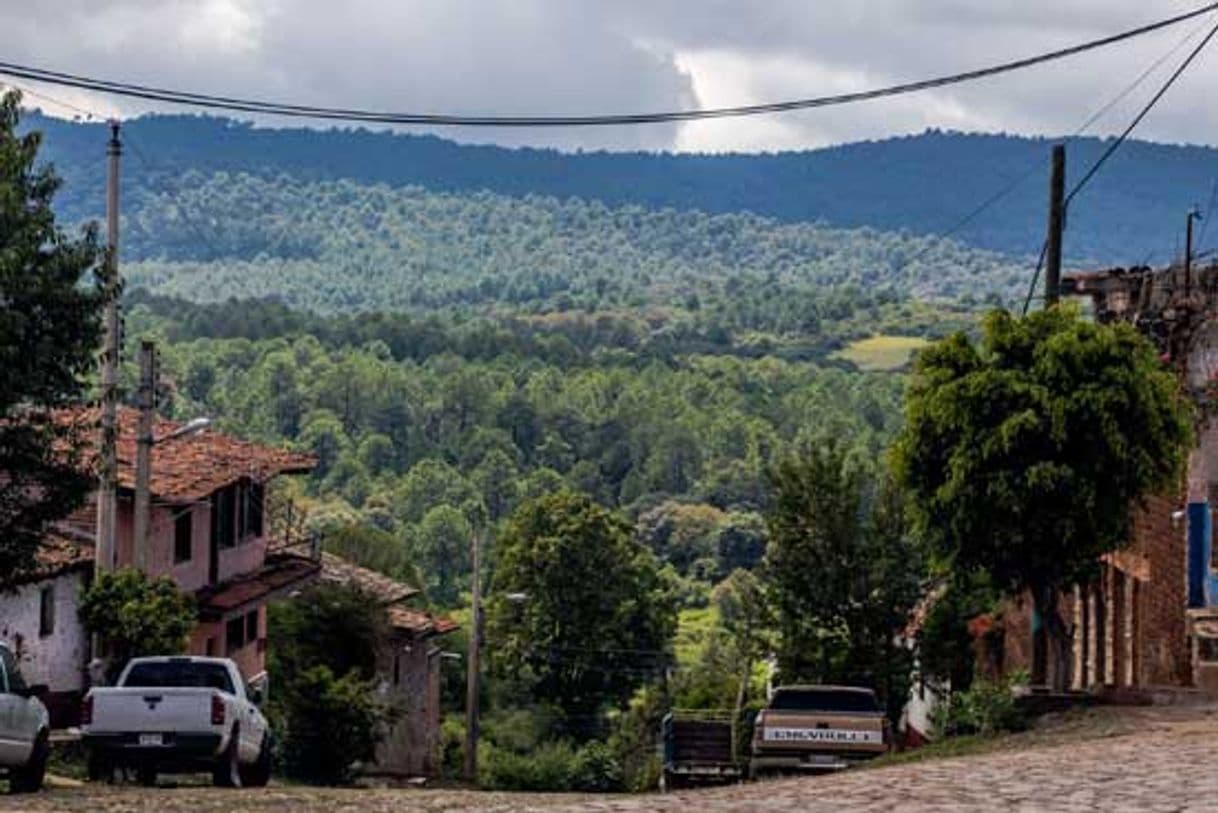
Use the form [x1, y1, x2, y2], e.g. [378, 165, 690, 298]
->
[5, 707, 1218, 812]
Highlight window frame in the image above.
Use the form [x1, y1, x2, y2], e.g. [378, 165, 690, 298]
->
[174, 509, 194, 564]
[225, 616, 246, 655]
[39, 584, 55, 638]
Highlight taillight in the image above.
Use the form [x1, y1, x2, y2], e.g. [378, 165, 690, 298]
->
[211, 694, 226, 726]
[80, 694, 93, 726]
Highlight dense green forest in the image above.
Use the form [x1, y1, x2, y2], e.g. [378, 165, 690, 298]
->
[27, 110, 1215, 264]
[117, 172, 1024, 313]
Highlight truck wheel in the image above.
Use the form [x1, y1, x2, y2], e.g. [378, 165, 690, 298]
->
[239, 734, 273, 788]
[8, 731, 49, 794]
[212, 726, 243, 788]
[136, 765, 158, 787]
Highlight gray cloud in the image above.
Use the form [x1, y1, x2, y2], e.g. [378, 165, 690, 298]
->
[2, 0, 1217, 152]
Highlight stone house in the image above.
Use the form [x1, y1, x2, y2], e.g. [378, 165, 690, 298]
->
[314, 552, 458, 777]
[1, 405, 321, 724]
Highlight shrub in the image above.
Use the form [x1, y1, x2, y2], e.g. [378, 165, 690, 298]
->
[479, 739, 624, 792]
[278, 665, 385, 785]
[78, 569, 196, 682]
[932, 671, 1028, 738]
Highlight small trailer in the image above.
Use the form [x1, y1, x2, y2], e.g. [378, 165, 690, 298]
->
[660, 709, 742, 790]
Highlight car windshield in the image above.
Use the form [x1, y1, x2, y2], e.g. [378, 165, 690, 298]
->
[123, 661, 234, 693]
[769, 688, 879, 713]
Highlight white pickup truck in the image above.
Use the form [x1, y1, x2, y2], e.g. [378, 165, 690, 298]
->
[0, 642, 50, 793]
[82, 656, 272, 787]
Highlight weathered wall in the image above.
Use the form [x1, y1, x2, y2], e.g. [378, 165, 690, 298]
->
[1131, 495, 1190, 686]
[374, 634, 441, 776]
[0, 570, 89, 693]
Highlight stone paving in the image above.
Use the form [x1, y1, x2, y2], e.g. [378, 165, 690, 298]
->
[5, 707, 1218, 812]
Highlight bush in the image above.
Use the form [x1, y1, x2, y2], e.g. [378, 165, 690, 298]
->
[932, 671, 1028, 738]
[479, 739, 624, 792]
[278, 665, 385, 785]
[78, 569, 196, 682]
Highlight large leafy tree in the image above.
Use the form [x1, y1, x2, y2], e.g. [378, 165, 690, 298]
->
[0, 91, 104, 580]
[892, 306, 1192, 689]
[486, 491, 677, 730]
[765, 444, 922, 722]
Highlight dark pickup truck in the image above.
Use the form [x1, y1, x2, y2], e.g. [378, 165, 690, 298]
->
[661, 710, 742, 790]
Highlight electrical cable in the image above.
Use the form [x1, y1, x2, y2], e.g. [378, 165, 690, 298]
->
[1021, 16, 1218, 312]
[0, 4, 1215, 127]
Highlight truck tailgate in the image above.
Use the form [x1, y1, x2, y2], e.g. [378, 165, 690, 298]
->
[756, 710, 886, 754]
[90, 688, 218, 733]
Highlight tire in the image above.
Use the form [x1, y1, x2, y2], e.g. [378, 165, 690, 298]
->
[239, 734, 272, 788]
[212, 726, 243, 788]
[136, 764, 158, 787]
[9, 731, 49, 794]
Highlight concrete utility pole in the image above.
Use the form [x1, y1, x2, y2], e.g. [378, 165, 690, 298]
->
[95, 121, 122, 575]
[1044, 144, 1066, 308]
[1185, 208, 1202, 295]
[464, 530, 482, 782]
[133, 340, 158, 572]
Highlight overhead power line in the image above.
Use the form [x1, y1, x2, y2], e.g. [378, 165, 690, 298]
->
[1021, 16, 1218, 314]
[1, 3, 1216, 127]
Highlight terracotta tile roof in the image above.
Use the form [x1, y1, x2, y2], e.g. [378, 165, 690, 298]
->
[316, 552, 421, 605]
[49, 406, 314, 502]
[196, 554, 321, 619]
[1, 526, 95, 588]
[386, 605, 459, 637]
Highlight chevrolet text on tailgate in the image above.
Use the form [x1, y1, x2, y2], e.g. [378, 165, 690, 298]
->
[751, 685, 889, 777]
[81, 656, 272, 788]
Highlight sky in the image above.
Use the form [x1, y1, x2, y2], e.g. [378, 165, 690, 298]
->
[3, 0, 1218, 153]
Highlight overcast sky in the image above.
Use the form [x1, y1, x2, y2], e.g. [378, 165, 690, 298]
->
[4, 0, 1218, 153]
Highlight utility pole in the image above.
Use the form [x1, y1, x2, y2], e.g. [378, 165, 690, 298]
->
[464, 530, 482, 782]
[95, 121, 122, 576]
[133, 340, 158, 572]
[1044, 144, 1066, 308]
[1185, 207, 1202, 295]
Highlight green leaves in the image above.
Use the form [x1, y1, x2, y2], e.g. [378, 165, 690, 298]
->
[893, 305, 1193, 594]
[78, 569, 196, 681]
[0, 91, 103, 580]
[486, 491, 677, 726]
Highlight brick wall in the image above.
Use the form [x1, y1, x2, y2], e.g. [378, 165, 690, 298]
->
[1130, 494, 1190, 686]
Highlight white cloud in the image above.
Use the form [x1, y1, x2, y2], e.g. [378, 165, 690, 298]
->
[3, 0, 1218, 152]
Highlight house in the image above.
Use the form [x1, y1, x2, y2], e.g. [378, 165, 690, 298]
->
[991, 261, 1218, 695]
[0, 405, 321, 724]
[0, 528, 94, 725]
[313, 552, 458, 777]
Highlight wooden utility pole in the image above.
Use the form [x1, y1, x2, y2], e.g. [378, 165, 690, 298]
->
[133, 340, 158, 572]
[1044, 144, 1066, 308]
[464, 530, 482, 782]
[1185, 208, 1202, 295]
[95, 121, 122, 575]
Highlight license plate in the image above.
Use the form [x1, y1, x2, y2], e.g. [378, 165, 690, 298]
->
[139, 733, 164, 746]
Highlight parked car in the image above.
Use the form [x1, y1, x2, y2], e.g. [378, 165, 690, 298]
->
[750, 685, 889, 777]
[0, 642, 50, 794]
[82, 656, 271, 787]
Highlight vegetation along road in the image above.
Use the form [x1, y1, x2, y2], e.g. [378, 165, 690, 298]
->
[7, 706, 1217, 812]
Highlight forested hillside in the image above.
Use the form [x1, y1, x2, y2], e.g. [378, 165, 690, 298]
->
[120, 172, 1023, 314]
[28, 110, 1216, 263]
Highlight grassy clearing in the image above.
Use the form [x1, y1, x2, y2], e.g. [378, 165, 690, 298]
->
[833, 335, 930, 371]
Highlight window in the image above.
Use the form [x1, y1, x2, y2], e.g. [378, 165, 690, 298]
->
[1200, 636, 1218, 663]
[174, 511, 193, 564]
[39, 585, 55, 638]
[123, 660, 234, 693]
[205, 637, 216, 657]
[212, 486, 236, 550]
[249, 482, 265, 538]
[225, 616, 246, 655]
[234, 480, 265, 544]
